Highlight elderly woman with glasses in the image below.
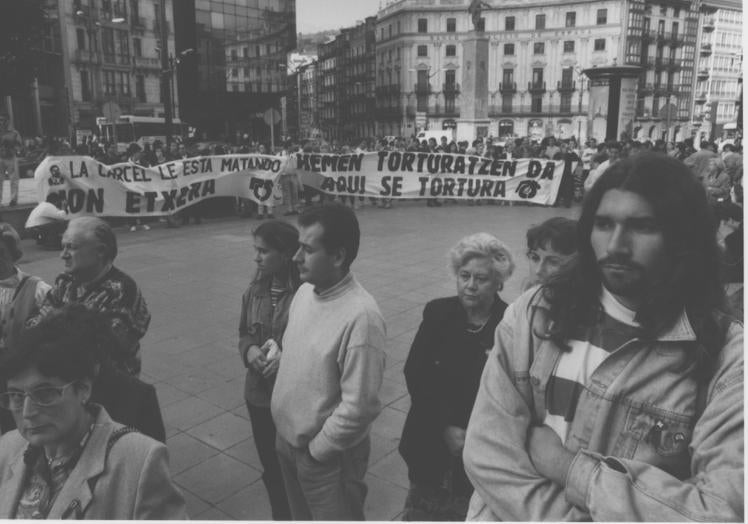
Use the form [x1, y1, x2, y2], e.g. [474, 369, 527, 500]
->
[0, 305, 185, 519]
[399, 232, 514, 521]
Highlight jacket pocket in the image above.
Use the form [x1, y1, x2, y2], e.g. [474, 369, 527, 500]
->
[626, 407, 694, 478]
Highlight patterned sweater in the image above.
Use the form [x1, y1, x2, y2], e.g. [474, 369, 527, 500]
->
[28, 266, 151, 376]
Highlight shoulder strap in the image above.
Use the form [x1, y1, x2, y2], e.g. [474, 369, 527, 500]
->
[11, 276, 31, 301]
[106, 426, 140, 454]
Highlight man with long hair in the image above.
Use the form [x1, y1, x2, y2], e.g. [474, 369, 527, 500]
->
[463, 153, 743, 521]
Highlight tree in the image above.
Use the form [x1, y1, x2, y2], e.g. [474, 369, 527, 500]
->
[0, 0, 47, 97]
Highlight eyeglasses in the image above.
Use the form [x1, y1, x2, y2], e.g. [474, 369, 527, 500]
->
[0, 382, 77, 411]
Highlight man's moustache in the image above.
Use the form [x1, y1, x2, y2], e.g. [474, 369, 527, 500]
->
[597, 257, 645, 272]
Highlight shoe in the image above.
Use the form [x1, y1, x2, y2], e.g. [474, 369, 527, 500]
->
[129, 225, 137, 232]
[142, 224, 150, 231]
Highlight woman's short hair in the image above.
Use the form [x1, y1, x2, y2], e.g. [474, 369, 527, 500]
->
[526, 217, 578, 255]
[449, 232, 515, 283]
[0, 305, 113, 384]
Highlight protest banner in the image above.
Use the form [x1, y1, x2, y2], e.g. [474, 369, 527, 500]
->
[26, 154, 286, 227]
[291, 152, 570, 205]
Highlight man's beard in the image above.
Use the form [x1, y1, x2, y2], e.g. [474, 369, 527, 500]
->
[597, 255, 650, 300]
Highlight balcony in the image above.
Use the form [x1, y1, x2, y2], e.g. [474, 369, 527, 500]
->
[702, 17, 715, 31]
[414, 83, 431, 95]
[653, 84, 667, 96]
[697, 68, 710, 79]
[694, 92, 707, 102]
[527, 81, 546, 93]
[643, 55, 657, 68]
[638, 83, 654, 95]
[700, 43, 712, 55]
[154, 20, 170, 34]
[557, 80, 576, 92]
[499, 82, 517, 93]
[443, 82, 460, 94]
[130, 16, 146, 30]
[133, 56, 161, 69]
[73, 48, 99, 63]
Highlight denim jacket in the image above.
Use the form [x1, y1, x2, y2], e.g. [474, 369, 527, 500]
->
[238, 278, 295, 407]
[463, 288, 744, 522]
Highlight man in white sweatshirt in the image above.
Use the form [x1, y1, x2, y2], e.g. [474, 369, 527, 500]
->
[271, 202, 386, 520]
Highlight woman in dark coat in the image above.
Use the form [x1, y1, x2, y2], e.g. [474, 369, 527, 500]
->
[400, 233, 515, 521]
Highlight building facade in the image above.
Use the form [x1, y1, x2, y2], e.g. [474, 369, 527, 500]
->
[375, 0, 621, 141]
[692, 0, 742, 140]
[174, 0, 296, 142]
[64, 0, 178, 137]
[623, 0, 699, 142]
[297, 60, 319, 139]
[339, 17, 377, 140]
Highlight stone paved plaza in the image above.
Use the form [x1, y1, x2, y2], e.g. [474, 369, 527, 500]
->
[18, 200, 576, 520]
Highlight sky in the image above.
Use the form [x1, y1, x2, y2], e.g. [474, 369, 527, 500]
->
[296, 0, 384, 33]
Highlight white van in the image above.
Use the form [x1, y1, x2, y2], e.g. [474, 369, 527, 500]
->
[417, 130, 454, 144]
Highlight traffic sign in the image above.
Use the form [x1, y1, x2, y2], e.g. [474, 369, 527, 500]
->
[264, 108, 281, 126]
[102, 101, 121, 121]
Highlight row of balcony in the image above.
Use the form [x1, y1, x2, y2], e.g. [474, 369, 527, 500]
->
[374, 104, 586, 119]
[642, 56, 683, 69]
[638, 83, 689, 95]
[641, 30, 685, 46]
[73, 5, 169, 33]
[73, 49, 162, 69]
[372, 82, 586, 98]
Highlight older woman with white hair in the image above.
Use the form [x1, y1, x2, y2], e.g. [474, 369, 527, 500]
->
[399, 232, 514, 521]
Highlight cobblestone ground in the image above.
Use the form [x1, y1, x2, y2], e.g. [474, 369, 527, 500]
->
[19, 200, 577, 520]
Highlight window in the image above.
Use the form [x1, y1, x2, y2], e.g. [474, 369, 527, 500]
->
[502, 94, 513, 113]
[445, 69, 456, 87]
[103, 70, 116, 95]
[133, 37, 141, 57]
[560, 93, 572, 113]
[531, 95, 542, 113]
[80, 71, 91, 101]
[565, 12, 576, 27]
[446, 18, 456, 32]
[417, 45, 428, 57]
[504, 43, 514, 55]
[535, 14, 545, 29]
[672, 21, 679, 38]
[117, 71, 130, 95]
[505, 16, 515, 30]
[673, 8, 680, 18]
[659, 5, 667, 15]
[502, 69, 514, 84]
[76, 28, 86, 50]
[597, 9, 607, 25]
[563, 40, 574, 52]
[594, 38, 606, 51]
[446, 45, 456, 57]
[532, 68, 544, 85]
[102, 28, 115, 60]
[657, 20, 665, 34]
[534, 42, 545, 54]
[418, 18, 427, 33]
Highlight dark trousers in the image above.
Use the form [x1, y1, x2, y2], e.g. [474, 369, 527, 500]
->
[247, 402, 291, 520]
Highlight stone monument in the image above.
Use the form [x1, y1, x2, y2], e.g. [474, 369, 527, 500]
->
[456, 1, 492, 142]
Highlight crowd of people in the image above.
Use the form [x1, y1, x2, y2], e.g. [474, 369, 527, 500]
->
[0, 123, 742, 519]
[0, 154, 743, 519]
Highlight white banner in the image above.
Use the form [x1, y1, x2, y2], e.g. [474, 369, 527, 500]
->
[27, 154, 286, 226]
[292, 152, 567, 204]
[28, 152, 570, 226]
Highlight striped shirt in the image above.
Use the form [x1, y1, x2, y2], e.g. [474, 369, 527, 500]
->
[543, 287, 642, 441]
